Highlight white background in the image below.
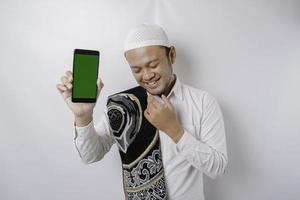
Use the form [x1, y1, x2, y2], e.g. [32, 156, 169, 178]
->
[0, 0, 299, 199]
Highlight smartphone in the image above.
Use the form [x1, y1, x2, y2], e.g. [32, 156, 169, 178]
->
[72, 49, 99, 103]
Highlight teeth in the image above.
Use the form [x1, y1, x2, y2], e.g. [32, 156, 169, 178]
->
[145, 79, 159, 87]
[149, 81, 156, 85]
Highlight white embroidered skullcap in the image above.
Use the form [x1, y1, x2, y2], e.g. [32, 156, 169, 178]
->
[124, 23, 170, 52]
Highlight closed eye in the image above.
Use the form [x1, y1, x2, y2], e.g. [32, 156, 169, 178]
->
[131, 67, 141, 73]
[149, 64, 158, 69]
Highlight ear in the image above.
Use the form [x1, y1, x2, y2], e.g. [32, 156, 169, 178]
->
[169, 46, 176, 64]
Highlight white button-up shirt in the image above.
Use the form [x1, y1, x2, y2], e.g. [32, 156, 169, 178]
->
[74, 77, 228, 200]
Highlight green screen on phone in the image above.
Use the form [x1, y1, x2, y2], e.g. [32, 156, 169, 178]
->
[72, 49, 99, 102]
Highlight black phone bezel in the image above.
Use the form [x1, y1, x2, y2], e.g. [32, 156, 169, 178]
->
[72, 49, 100, 103]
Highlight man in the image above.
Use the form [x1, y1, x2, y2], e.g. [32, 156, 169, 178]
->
[56, 24, 228, 200]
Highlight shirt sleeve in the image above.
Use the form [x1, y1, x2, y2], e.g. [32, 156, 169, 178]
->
[73, 109, 115, 164]
[176, 92, 228, 179]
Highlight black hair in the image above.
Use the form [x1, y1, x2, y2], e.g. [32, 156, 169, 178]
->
[165, 46, 171, 55]
[163, 46, 172, 64]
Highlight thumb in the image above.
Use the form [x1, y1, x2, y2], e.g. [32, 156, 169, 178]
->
[162, 94, 172, 108]
[96, 78, 104, 98]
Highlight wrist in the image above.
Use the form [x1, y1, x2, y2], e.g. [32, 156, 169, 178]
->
[75, 112, 93, 127]
[165, 124, 184, 143]
[172, 127, 184, 143]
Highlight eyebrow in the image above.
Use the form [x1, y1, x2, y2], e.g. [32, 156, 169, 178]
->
[131, 58, 159, 68]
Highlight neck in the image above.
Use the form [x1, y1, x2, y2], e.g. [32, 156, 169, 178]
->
[161, 74, 176, 97]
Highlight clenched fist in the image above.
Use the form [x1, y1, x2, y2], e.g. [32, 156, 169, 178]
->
[144, 94, 183, 143]
[56, 70, 104, 126]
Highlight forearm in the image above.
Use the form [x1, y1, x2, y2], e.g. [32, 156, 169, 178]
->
[176, 131, 228, 179]
[73, 119, 114, 164]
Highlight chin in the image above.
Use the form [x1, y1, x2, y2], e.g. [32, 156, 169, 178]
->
[145, 87, 164, 96]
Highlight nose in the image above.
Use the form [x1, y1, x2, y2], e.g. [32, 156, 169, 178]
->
[143, 70, 155, 81]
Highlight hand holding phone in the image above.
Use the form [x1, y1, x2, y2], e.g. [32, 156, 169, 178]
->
[56, 49, 103, 125]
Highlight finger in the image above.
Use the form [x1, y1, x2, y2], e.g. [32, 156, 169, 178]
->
[97, 78, 104, 90]
[56, 84, 67, 93]
[151, 95, 163, 108]
[96, 78, 104, 98]
[66, 83, 73, 90]
[147, 103, 160, 118]
[144, 109, 152, 122]
[149, 95, 165, 110]
[147, 95, 160, 109]
[62, 89, 71, 100]
[65, 70, 73, 82]
[146, 104, 154, 115]
[56, 84, 71, 100]
[162, 94, 172, 108]
[147, 95, 156, 109]
[60, 76, 69, 85]
[59, 75, 72, 89]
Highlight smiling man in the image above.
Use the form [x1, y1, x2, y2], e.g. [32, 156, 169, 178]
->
[57, 24, 228, 200]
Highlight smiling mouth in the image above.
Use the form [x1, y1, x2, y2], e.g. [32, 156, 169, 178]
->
[145, 78, 160, 89]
